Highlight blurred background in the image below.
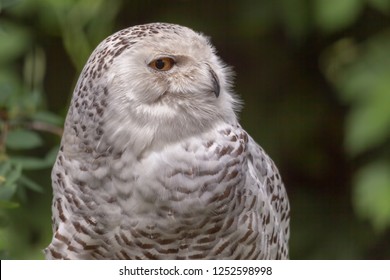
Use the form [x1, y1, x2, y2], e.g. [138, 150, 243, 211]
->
[1, 0, 390, 259]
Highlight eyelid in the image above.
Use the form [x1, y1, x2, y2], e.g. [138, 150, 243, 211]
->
[149, 54, 176, 64]
[153, 54, 176, 60]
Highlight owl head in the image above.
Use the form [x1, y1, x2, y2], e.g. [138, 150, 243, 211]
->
[67, 23, 240, 155]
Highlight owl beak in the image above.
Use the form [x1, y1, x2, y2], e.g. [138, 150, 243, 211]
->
[208, 67, 220, 98]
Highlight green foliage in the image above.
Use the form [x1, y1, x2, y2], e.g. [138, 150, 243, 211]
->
[0, 34, 60, 217]
[0, 161, 21, 200]
[0, 0, 123, 259]
[0, 21, 30, 63]
[322, 30, 390, 233]
[324, 34, 390, 156]
[314, 0, 364, 32]
[0, 0, 60, 259]
[8, 0, 122, 71]
[354, 162, 390, 231]
[6, 129, 43, 150]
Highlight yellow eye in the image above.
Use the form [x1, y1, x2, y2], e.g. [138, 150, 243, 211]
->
[149, 57, 175, 71]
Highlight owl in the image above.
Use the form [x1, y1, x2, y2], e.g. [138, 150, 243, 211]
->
[44, 23, 290, 260]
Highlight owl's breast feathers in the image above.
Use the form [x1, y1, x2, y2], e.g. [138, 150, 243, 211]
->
[45, 122, 289, 259]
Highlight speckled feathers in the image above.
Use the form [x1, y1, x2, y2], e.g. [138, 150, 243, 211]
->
[45, 23, 290, 259]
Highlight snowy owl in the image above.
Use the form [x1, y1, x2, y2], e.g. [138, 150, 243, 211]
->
[44, 23, 290, 260]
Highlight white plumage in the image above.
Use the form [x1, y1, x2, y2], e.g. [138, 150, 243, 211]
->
[45, 23, 290, 259]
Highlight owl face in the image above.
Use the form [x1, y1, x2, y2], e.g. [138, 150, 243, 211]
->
[107, 24, 234, 123]
[71, 23, 239, 152]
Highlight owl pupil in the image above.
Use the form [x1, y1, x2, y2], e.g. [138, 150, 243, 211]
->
[155, 59, 165, 69]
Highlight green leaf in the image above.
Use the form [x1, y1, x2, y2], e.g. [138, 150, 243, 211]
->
[18, 175, 43, 193]
[45, 145, 60, 163]
[8, 146, 58, 170]
[0, 200, 20, 209]
[33, 111, 64, 126]
[326, 33, 390, 155]
[0, 161, 12, 176]
[0, 0, 22, 11]
[344, 72, 390, 155]
[353, 162, 390, 232]
[0, 163, 21, 200]
[2, 163, 21, 186]
[9, 156, 51, 170]
[0, 20, 30, 64]
[0, 70, 22, 106]
[0, 183, 18, 201]
[23, 47, 46, 93]
[5, 129, 43, 150]
[314, 0, 363, 32]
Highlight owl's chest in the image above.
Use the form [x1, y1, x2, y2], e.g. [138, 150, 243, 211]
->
[124, 153, 244, 219]
[110, 147, 254, 259]
[110, 133, 248, 225]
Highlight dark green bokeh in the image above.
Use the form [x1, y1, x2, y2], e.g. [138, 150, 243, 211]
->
[1, 0, 390, 259]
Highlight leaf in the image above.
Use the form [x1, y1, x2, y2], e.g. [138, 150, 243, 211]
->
[8, 145, 58, 170]
[0, 163, 21, 200]
[44, 145, 60, 164]
[0, 161, 12, 176]
[23, 47, 46, 90]
[0, 70, 22, 107]
[353, 162, 390, 232]
[18, 175, 43, 193]
[9, 156, 51, 170]
[325, 33, 390, 155]
[5, 129, 43, 150]
[2, 163, 21, 186]
[0, 0, 22, 11]
[0, 200, 20, 209]
[32, 111, 64, 126]
[0, 20, 30, 64]
[314, 0, 363, 32]
[344, 73, 390, 155]
[0, 183, 18, 201]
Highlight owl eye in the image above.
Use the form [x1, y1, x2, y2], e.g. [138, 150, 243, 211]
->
[149, 57, 175, 71]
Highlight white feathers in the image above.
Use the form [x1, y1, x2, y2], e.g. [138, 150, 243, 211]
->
[45, 23, 290, 260]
